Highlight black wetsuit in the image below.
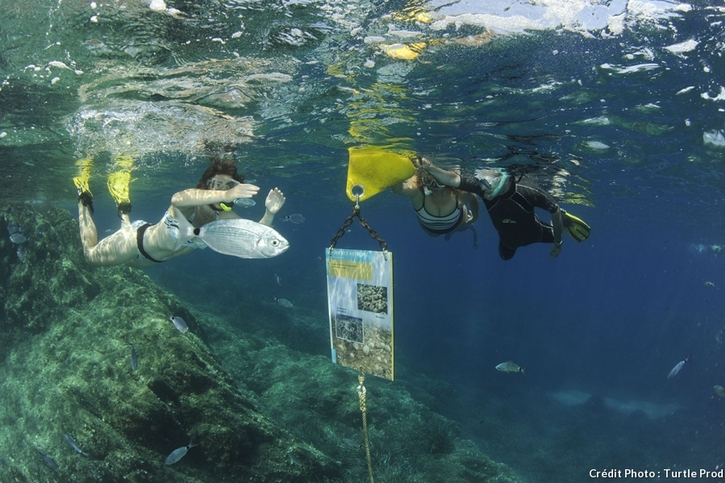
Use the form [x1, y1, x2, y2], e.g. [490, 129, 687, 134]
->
[458, 175, 559, 260]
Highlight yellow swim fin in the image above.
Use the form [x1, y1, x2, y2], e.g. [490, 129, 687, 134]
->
[562, 210, 591, 242]
[108, 155, 135, 214]
[346, 146, 415, 202]
[107, 170, 132, 213]
[73, 157, 94, 196]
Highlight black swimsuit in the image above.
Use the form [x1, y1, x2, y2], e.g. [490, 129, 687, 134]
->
[136, 223, 163, 263]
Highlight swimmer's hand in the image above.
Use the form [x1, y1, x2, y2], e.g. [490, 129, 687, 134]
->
[265, 188, 286, 215]
[227, 183, 260, 200]
[549, 241, 562, 258]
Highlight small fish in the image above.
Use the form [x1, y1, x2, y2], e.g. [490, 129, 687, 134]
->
[165, 441, 195, 465]
[233, 198, 256, 208]
[495, 361, 525, 375]
[667, 355, 691, 379]
[283, 214, 305, 224]
[6, 221, 18, 233]
[36, 449, 59, 470]
[9, 233, 27, 244]
[129, 342, 138, 371]
[275, 297, 293, 309]
[703, 281, 715, 288]
[342, 438, 361, 449]
[286, 451, 303, 467]
[714, 385, 725, 398]
[274, 273, 282, 286]
[169, 316, 189, 333]
[63, 434, 89, 457]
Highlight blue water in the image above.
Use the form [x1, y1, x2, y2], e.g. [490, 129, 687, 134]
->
[3, 0, 725, 481]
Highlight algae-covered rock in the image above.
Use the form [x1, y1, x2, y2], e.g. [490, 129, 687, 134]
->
[0, 202, 520, 483]
[0, 203, 341, 482]
[204, 319, 521, 483]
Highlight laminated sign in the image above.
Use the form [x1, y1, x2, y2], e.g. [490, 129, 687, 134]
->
[325, 248, 394, 381]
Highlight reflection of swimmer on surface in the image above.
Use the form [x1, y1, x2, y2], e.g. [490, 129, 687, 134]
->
[392, 157, 479, 248]
[421, 158, 590, 260]
[73, 157, 286, 268]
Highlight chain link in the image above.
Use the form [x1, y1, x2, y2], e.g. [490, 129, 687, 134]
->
[329, 205, 388, 253]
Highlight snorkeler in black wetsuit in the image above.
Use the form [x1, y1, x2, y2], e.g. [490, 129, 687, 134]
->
[420, 161, 567, 260]
[457, 172, 562, 260]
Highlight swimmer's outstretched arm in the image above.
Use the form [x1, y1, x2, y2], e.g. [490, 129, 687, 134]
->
[258, 188, 285, 227]
[170, 183, 260, 207]
[419, 158, 462, 188]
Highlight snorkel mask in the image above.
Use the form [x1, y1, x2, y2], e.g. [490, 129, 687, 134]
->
[422, 178, 444, 196]
[474, 168, 510, 199]
[206, 177, 240, 211]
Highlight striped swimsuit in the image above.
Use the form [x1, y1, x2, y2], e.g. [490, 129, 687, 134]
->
[415, 195, 463, 234]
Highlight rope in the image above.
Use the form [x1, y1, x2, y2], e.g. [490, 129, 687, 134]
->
[357, 372, 374, 483]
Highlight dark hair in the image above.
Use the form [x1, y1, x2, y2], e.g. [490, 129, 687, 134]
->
[196, 159, 244, 189]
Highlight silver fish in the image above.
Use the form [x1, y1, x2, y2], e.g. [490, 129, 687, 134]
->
[283, 214, 305, 224]
[36, 449, 58, 469]
[495, 361, 525, 375]
[129, 343, 138, 371]
[232, 198, 256, 208]
[275, 297, 293, 309]
[165, 441, 195, 465]
[192, 219, 289, 259]
[169, 316, 189, 333]
[342, 438, 361, 449]
[667, 356, 690, 379]
[286, 451, 303, 467]
[63, 434, 89, 457]
[9, 233, 27, 244]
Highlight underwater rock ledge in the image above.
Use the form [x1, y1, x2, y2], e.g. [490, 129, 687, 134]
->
[0, 203, 340, 482]
[0, 202, 521, 483]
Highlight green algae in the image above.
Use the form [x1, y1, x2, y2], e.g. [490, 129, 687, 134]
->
[0, 203, 339, 482]
[0, 202, 520, 483]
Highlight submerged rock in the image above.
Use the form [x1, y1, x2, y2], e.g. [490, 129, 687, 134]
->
[0, 203, 340, 482]
[0, 202, 520, 483]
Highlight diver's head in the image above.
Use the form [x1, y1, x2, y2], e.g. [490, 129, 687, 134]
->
[197, 159, 244, 190]
[198, 159, 245, 212]
[415, 166, 446, 196]
[474, 168, 510, 199]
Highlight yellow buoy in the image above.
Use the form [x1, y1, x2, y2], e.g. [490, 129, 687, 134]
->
[346, 146, 415, 202]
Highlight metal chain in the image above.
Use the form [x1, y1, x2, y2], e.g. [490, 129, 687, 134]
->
[329, 205, 388, 253]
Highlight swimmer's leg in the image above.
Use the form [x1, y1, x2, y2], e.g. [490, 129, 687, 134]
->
[74, 158, 98, 252]
[498, 241, 517, 260]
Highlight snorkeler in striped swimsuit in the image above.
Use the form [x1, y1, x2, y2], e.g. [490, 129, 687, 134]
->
[392, 159, 479, 247]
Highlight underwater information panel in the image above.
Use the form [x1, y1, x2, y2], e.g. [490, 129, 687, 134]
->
[325, 248, 394, 381]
